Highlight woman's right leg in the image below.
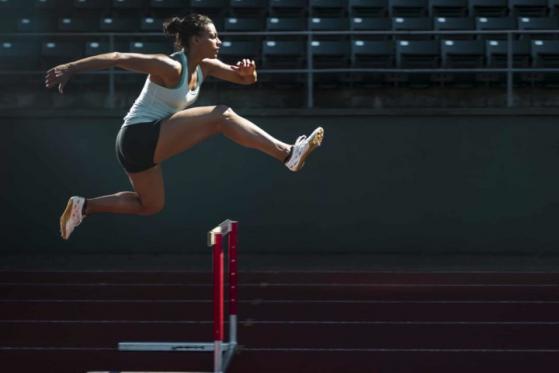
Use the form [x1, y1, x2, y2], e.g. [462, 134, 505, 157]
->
[60, 164, 165, 239]
[84, 165, 165, 216]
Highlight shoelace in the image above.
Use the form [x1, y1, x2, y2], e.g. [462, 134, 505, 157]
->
[295, 135, 307, 147]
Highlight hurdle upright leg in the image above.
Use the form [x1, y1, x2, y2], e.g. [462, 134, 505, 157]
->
[212, 232, 224, 373]
[224, 221, 238, 369]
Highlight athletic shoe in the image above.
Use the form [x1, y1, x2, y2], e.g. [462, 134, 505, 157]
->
[60, 196, 86, 240]
[285, 127, 324, 172]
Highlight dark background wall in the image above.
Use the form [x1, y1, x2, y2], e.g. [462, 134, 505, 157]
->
[2, 113, 559, 258]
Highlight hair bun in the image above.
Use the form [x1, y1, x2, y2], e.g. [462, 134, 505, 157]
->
[163, 17, 181, 35]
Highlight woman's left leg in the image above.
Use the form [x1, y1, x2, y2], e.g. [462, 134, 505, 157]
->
[153, 105, 291, 164]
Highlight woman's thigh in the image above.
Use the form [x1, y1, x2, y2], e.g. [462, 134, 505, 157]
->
[153, 105, 228, 164]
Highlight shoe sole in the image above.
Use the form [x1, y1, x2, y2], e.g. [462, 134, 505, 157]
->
[59, 198, 74, 240]
[294, 127, 324, 172]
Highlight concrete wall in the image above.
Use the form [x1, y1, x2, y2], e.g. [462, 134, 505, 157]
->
[2, 113, 559, 255]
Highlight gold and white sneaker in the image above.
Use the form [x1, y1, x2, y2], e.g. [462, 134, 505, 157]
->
[60, 196, 86, 240]
[285, 127, 324, 172]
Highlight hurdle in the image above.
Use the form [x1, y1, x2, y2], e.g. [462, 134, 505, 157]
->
[118, 219, 239, 373]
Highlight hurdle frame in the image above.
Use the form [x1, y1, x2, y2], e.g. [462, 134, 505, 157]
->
[118, 219, 239, 373]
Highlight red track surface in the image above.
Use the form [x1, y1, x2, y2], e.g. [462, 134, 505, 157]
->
[1, 271, 558, 372]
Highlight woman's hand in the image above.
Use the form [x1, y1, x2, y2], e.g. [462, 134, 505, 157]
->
[232, 59, 256, 77]
[45, 63, 74, 94]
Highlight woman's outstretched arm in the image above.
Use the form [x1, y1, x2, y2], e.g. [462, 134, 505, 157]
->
[45, 52, 181, 93]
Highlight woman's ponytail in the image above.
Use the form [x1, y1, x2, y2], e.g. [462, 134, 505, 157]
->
[163, 16, 181, 36]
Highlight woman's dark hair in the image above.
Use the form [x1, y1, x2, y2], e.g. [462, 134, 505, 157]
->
[163, 14, 213, 51]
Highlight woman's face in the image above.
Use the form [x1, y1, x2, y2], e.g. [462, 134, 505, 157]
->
[192, 22, 222, 58]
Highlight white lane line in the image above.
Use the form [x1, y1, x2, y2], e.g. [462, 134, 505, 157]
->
[1, 270, 559, 274]
[243, 347, 559, 353]
[5, 319, 558, 327]
[2, 299, 559, 304]
[2, 283, 559, 287]
[1, 346, 559, 353]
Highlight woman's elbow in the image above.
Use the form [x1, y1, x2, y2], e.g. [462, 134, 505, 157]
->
[243, 73, 257, 85]
[111, 51, 123, 62]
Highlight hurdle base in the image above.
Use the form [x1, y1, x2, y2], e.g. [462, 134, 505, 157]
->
[119, 342, 237, 373]
[119, 342, 235, 353]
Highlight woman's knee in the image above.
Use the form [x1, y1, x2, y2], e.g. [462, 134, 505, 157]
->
[214, 105, 236, 129]
[138, 199, 165, 216]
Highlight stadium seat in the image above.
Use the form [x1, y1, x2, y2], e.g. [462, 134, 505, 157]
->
[485, 39, 531, 67]
[429, 0, 468, 17]
[190, 0, 225, 10]
[475, 17, 517, 40]
[229, 0, 267, 16]
[190, 0, 226, 20]
[0, 41, 39, 69]
[396, 39, 440, 67]
[268, 0, 306, 16]
[16, 17, 56, 32]
[441, 39, 485, 67]
[141, 17, 164, 31]
[74, 0, 112, 13]
[309, 17, 350, 38]
[551, 0, 559, 15]
[85, 40, 112, 56]
[350, 17, 392, 40]
[0, 0, 22, 10]
[434, 16, 475, 40]
[266, 17, 306, 31]
[224, 17, 265, 31]
[150, 0, 186, 8]
[58, 17, 97, 32]
[74, 0, 111, 7]
[311, 39, 350, 86]
[218, 40, 261, 64]
[531, 39, 559, 84]
[99, 17, 140, 31]
[532, 39, 559, 67]
[129, 40, 172, 54]
[0, 0, 24, 8]
[310, 0, 348, 17]
[348, 0, 388, 17]
[469, 0, 508, 16]
[509, 0, 549, 16]
[484, 38, 533, 84]
[34, 0, 57, 10]
[389, 0, 429, 17]
[41, 40, 84, 69]
[440, 38, 485, 83]
[266, 17, 306, 43]
[350, 39, 394, 86]
[351, 39, 395, 67]
[518, 17, 559, 40]
[0, 15, 17, 32]
[392, 17, 433, 40]
[311, 39, 349, 67]
[113, 0, 146, 9]
[0, 0, 27, 20]
[262, 39, 306, 67]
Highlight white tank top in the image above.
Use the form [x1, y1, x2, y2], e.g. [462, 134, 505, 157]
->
[122, 50, 203, 126]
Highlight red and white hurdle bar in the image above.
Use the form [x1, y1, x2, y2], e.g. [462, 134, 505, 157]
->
[118, 219, 239, 373]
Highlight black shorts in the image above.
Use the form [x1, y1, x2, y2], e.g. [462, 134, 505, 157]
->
[115, 119, 163, 173]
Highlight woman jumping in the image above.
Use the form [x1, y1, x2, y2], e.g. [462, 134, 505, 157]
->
[45, 13, 324, 240]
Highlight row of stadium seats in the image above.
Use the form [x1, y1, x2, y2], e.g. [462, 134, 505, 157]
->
[5, 0, 559, 18]
[2, 38, 559, 70]
[3, 15, 559, 35]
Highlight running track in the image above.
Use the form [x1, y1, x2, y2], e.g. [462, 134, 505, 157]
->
[1, 271, 558, 372]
